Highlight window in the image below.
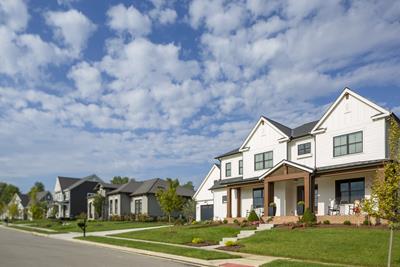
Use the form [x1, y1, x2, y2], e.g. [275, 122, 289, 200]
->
[222, 195, 227, 203]
[115, 199, 118, 214]
[333, 131, 363, 157]
[298, 142, 311, 155]
[109, 200, 113, 214]
[254, 151, 273, 170]
[253, 188, 264, 208]
[135, 199, 142, 214]
[225, 162, 231, 177]
[335, 178, 365, 204]
[238, 160, 243, 175]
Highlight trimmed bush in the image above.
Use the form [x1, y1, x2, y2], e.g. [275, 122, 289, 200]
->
[247, 210, 259, 222]
[223, 219, 228, 224]
[300, 208, 316, 226]
[323, 220, 330, 225]
[233, 219, 239, 225]
[343, 220, 352, 225]
[192, 237, 204, 244]
[224, 240, 238, 247]
[363, 219, 371, 226]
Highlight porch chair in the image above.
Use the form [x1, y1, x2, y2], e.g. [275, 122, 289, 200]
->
[328, 200, 340, 215]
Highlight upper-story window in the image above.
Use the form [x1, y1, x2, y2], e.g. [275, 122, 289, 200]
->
[239, 160, 243, 175]
[333, 131, 363, 157]
[254, 151, 273, 171]
[225, 163, 232, 177]
[298, 142, 311, 155]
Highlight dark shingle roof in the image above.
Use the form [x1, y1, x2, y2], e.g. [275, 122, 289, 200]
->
[58, 176, 81, 190]
[292, 120, 319, 138]
[209, 176, 259, 190]
[215, 148, 241, 159]
[65, 174, 103, 191]
[28, 191, 52, 206]
[17, 193, 30, 207]
[108, 180, 143, 195]
[130, 178, 194, 197]
[264, 117, 292, 137]
[94, 182, 120, 190]
[316, 159, 386, 173]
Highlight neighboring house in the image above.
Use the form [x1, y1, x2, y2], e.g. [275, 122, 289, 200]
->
[87, 182, 119, 220]
[7, 193, 30, 220]
[108, 180, 143, 218]
[130, 178, 194, 218]
[53, 174, 103, 219]
[195, 88, 399, 224]
[27, 191, 53, 220]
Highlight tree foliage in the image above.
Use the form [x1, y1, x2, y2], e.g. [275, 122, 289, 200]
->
[182, 181, 194, 191]
[8, 202, 19, 219]
[0, 183, 20, 204]
[93, 193, 105, 219]
[29, 182, 45, 195]
[28, 188, 46, 220]
[111, 176, 130, 184]
[182, 199, 196, 223]
[156, 178, 183, 223]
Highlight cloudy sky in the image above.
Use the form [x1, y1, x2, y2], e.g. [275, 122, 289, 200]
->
[1, 0, 400, 192]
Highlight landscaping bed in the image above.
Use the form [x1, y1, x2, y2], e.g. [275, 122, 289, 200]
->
[112, 223, 253, 245]
[75, 236, 240, 260]
[239, 227, 400, 267]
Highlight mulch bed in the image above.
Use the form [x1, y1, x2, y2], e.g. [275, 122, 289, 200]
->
[274, 223, 389, 230]
[186, 241, 216, 247]
[216, 245, 243, 252]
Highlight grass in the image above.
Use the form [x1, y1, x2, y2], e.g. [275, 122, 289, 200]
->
[8, 225, 66, 235]
[262, 259, 345, 267]
[30, 220, 165, 233]
[112, 224, 253, 245]
[239, 227, 400, 267]
[75, 236, 240, 260]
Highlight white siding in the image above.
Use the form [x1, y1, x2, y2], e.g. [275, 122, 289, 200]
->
[220, 154, 242, 180]
[240, 188, 253, 217]
[316, 94, 386, 167]
[213, 189, 227, 220]
[194, 165, 220, 202]
[242, 122, 287, 179]
[288, 136, 315, 168]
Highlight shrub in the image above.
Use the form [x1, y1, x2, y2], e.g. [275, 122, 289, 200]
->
[300, 208, 316, 226]
[323, 220, 330, 225]
[224, 240, 238, 247]
[223, 219, 228, 224]
[343, 220, 352, 225]
[233, 219, 239, 225]
[297, 201, 305, 206]
[363, 219, 371, 226]
[240, 221, 249, 228]
[174, 218, 184, 226]
[191, 220, 198, 225]
[191, 237, 204, 244]
[247, 210, 259, 222]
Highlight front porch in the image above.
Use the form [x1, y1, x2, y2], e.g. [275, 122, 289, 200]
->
[224, 160, 383, 224]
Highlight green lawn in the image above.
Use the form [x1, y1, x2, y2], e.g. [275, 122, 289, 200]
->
[76, 236, 239, 260]
[30, 220, 166, 233]
[239, 227, 400, 267]
[262, 260, 344, 267]
[112, 224, 253, 245]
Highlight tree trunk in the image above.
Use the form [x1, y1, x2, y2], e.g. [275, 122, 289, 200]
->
[388, 226, 394, 267]
[168, 214, 171, 224]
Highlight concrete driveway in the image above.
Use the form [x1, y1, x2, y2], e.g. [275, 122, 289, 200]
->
[0, 227, 193, 267]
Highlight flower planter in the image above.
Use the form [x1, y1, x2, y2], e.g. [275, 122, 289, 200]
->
[297, 205, 304, 216]
[268, 207, 276, 216]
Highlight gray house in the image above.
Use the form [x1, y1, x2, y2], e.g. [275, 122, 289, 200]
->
[53, 174, 103, 219]
[107, 180, 143, 218]
[130, 178, 194, 218]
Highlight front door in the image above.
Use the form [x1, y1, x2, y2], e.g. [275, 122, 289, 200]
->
[297, 186, 304, 203]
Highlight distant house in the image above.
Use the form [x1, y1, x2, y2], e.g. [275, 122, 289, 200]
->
[87, 182, 119, 220]
[53, 174, 103, 219]
[108, 180, 143, 218]
[7, 193, 30, 220]
[27, 191, 53, 220]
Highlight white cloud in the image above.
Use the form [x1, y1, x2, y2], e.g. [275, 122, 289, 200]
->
[153, 8, 177, 25]
[45, 9, 96, 55]
[0, 0, 29, 31]
[68, 61, 102, 100]
[107, 4, 151, 37]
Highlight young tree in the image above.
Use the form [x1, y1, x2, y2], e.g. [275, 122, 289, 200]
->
[29, 182, 45, 195]
[8, 203, 19, 220]
[0, 184, 19, 204]
[182, 199, 196, 223]
[29, 188, 45, 220]
[111, 176, 130, 184]
[156, 178, 183, 223]
[182, 181, 194, 191]
[363, 117, 400, 267]
[92, 193, 105, 219]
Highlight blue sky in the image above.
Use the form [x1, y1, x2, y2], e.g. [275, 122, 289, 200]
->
[1, 0, 400, 192]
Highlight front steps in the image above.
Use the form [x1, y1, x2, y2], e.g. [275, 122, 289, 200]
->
[219, 223, 274, 246]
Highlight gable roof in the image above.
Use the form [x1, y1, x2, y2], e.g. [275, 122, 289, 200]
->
[215, 148, 241, 159]
[130, 178, 194, 197]
[57, 176, 80, 190]
[259, 160, 314, 180]
[17, 193, 30, 207]
[193, 164, 220, 199]
[108, 180, 143, 195]
[28, 191, 52, 206]
[94, 182, 120, 191]
[65, 174, 103, 191]
[311, 87, 390, 134]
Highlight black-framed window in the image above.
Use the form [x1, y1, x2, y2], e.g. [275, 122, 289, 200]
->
[222, 195, 227, 203]
[253, 188, 264, 208]
[333, 131, 363, 157]
[254, 151, 273, 170]
[115, 199, 118, 214]
[109, 200, 113, 214]
[335, 178, 365, 204]
[238, 160, 243, 175]
[298, 142, 311, 155]
[135, 199, 142, 214]
[225, 162, 231, 177]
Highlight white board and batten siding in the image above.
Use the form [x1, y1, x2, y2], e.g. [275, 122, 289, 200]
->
[220, 154, 242, 180]
[288, 136, 315, 168]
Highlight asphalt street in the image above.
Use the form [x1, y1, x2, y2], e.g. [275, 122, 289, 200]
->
[0, 227, 193, 267]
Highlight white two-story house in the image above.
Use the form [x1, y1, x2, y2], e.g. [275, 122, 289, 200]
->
[194, 88, 398, 224]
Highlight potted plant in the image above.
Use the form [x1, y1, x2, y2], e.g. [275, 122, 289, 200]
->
[297, 201, 305, 215]
[268, 202, 276, 216]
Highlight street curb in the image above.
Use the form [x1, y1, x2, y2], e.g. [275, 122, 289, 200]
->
[0, 225, 51, 238]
